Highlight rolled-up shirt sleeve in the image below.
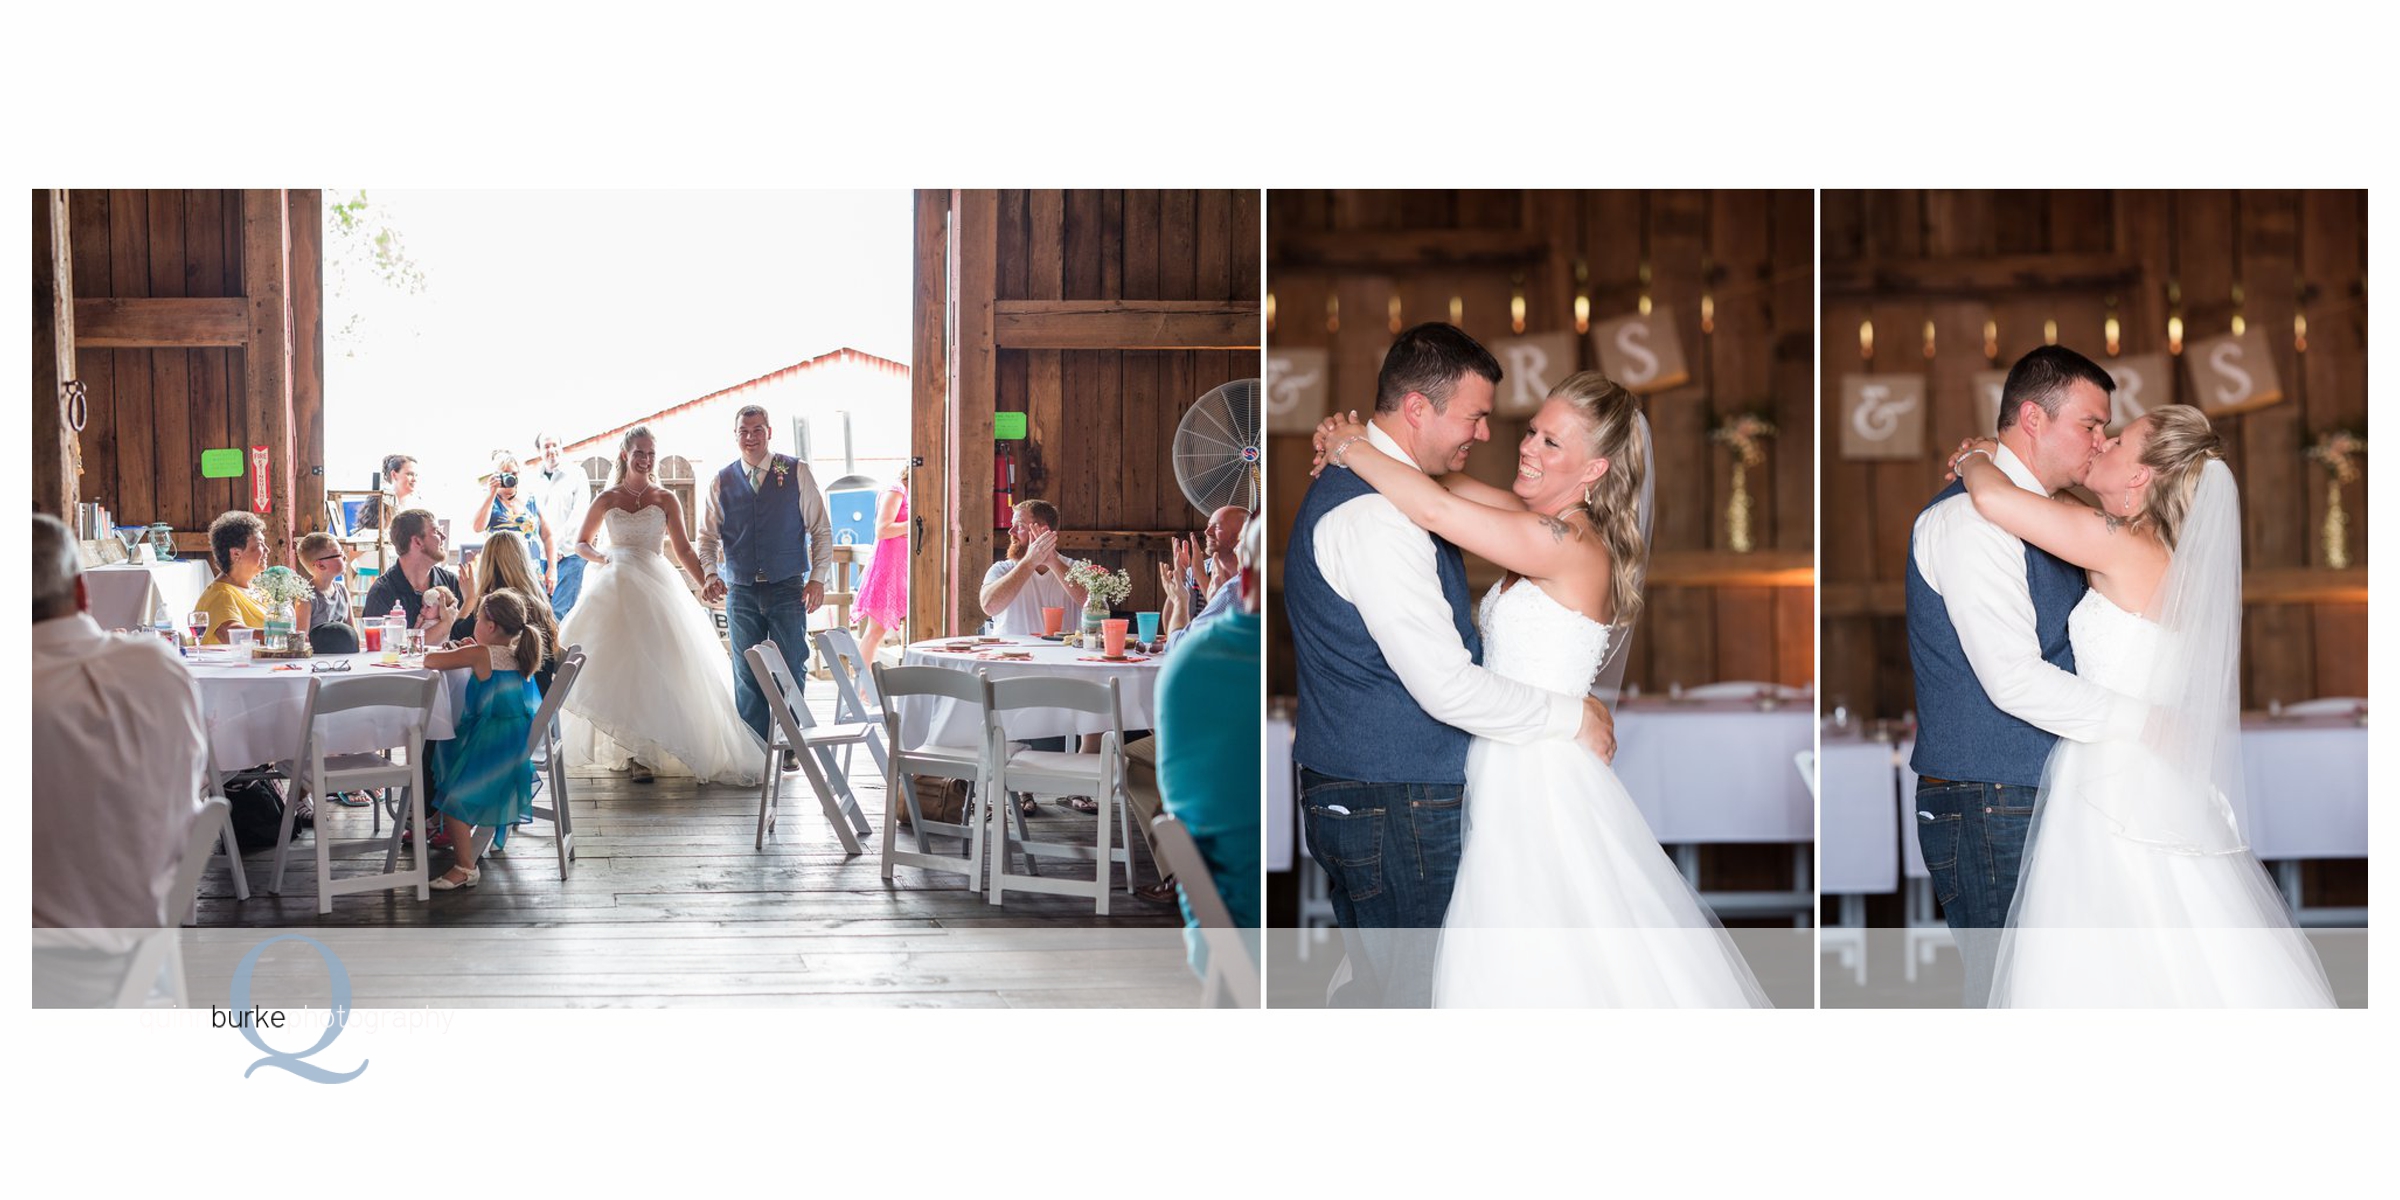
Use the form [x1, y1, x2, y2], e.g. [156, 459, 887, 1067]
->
[794, 465, 834, 584]
[1316, 495, 1582, 744]
[1920, 502, 2144, 744]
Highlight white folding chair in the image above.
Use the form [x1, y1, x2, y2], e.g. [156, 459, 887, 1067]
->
[107, 797, 231, 1009]
[268, 672, 440, 914]
[987, 675, 1134, 915]
[745, 640, 875, 855]
[1150, 812, 1261, 1009]
[471, 645, 586, 879]
[872, 662, 1000, 892]
[812, 627, 891, 780]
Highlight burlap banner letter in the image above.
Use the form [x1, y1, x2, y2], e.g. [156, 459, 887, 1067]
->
[1841, 374, 1926, 460]
[1590, 309, 1689, 395]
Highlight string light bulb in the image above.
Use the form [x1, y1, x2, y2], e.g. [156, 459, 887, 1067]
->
[1859, 317, 1875, 362]
[1264, 292, 1276, 334]
[1637, 261, 1653, 317]
[1983, 319, 1999, 363]
[1509, 274, 1527, 335]
[1921, 318, 1936, 359]
[1449, 295, 1463, 325]
[1386, 295, 1403, 335]
[2168, 315, 2184, 356]
[2230, 282, 2246, 337]
[2043, 318, 2058, 346]
[1325, 294, 1340, 334]
[1573, 258, 1591, 334]
[2294, 312, 2309, 354]
[2167, 279, 2184, 355]
[1701, 292, 1716, 335]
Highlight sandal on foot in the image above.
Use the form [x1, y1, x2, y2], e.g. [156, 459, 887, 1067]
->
[1066, 796, 1100, 814]
[430, 865, 479, 890]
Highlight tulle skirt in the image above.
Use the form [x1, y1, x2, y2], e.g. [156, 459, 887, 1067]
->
[557, 548, 765, 786]
[853, 535, 908, 629]
[1991, 740, 2335, 1008]
[1432, 738, 1772, 1008]
[430, 669, 539, 829]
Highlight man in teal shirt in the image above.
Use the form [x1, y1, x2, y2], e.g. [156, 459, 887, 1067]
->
[1155, 517, 1264, 976]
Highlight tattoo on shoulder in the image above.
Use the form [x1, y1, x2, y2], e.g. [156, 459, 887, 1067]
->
[1536, 514, 1570, 544]
[2099, 510, 2127, 535]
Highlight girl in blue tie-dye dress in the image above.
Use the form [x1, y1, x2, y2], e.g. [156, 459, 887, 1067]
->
[424, 588, 546, 890]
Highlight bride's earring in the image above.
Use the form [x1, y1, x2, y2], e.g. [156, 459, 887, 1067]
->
[2123, 487, 2135, 516]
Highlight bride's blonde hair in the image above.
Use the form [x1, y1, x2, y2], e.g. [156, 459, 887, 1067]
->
[2135, 405, 2227, 551]
[1551, 372, 1648, 625]
[614, 425, 655, 488]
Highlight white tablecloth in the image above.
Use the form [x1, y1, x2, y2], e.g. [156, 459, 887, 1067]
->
[896, 637, 1163, 747]
[1819, 735, 1901, 893]
[1609, 698, 1813, 843]
[186, 652, 463, 775]
[2237, 715, 2368, 860]
[1266, 714, 1295, 872]
[83, 560, 213, 632]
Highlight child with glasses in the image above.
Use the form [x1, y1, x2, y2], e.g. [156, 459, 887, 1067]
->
[295, 531, 354, 636]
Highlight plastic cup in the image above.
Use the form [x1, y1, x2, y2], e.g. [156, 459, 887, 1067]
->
[1135, 611, 1160, 645]
[1101, 619, 1129, 658]
[1040, 606, 1065, 636]
[362, 624, 384, 653]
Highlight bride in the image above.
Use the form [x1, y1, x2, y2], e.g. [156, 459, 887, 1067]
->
[559, 426, 766, 787]
[1313, 373, 1769, 1007]
[1948, 407, 2334, 1006]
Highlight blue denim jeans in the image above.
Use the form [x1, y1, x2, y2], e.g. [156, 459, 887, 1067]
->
[1300, 767, 1465, 1008]
[548, 554, 585, 621]
[1914, 777, 2038, 1007]
[726, 577, 812, 742]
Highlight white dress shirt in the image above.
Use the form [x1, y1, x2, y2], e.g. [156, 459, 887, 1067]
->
[31, 613, 207, 930]
[1912, 443, 2143, 744]
[535, 463, 592, 567]
[1311, 422, 1583, 745]
[693, 455, 836, 585]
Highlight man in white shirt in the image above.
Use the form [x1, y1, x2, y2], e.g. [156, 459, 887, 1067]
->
[30, 513, 207, 935]
[979, 499, 1090, 637]
[1906, 343, 2144, 1006]
[1284, 323, 1614, 1007]
[532, 431, 594, 619]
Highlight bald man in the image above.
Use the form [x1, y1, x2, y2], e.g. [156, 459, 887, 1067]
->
[1158, 505, 1249, 655]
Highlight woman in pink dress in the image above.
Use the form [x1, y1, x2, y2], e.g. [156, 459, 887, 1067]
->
[852, 466, 910, 663]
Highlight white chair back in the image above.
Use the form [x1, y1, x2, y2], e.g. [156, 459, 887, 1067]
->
[986, 675, 1132, 914]
[744, 640, 875, 854]
[871, 662, 997, 890]
[1149, 812, 1260, 1009]
[813, 627, 882, 718]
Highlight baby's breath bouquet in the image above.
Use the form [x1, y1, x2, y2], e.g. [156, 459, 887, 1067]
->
[1065, 560, 1132, 609]
[252, 565, 314, 606]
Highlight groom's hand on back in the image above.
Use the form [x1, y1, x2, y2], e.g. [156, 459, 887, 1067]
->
[1575, 695, 1617, 764]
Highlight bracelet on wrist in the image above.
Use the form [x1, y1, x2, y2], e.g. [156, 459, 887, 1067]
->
[1329, 434, 1368, 468]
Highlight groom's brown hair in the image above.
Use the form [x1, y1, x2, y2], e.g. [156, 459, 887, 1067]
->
[1375, 323, 1502, 414]
[1996, 345, 2115, 434]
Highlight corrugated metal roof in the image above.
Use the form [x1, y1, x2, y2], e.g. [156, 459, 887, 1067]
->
[561, 347, 910, 455]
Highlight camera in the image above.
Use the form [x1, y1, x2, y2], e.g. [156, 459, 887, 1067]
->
[495, 471, 518, 490]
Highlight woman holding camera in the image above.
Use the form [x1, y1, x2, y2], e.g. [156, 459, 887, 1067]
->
[473, 451, 557, 592]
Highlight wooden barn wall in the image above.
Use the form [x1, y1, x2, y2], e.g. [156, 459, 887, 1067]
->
[46, 188, 324, 553]
[1819, 190, 2369, 719]
[1264, 190, 1817, 700]
[980, 189, 1262, 623]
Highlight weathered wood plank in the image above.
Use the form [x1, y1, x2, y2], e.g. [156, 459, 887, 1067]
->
[241, 188, 294, 556]
[1270, 226, 1550, 269]
[1822, 252, 2141, 297]
[992, 299, 1260, 350]
[949, 190, 1000, 637]
[909, 189, 950, 642]
[289, 189, 326, 536]
[73, 296, 248, 347]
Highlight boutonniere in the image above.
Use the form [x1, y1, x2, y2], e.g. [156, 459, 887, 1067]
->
[770, 454, 793, 488]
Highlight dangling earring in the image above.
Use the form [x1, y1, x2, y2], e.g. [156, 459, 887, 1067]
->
[2123, 488, 2134, 516]
[1583, 480, 1602, 512]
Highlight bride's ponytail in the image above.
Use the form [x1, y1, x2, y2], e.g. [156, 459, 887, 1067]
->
[1552, 372, 1649, 625]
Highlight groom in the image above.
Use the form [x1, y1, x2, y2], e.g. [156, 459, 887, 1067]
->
[696, 404, 834, 772]
[1906, 344, 2144, 1006]
[1285, 322, 1616, 1008]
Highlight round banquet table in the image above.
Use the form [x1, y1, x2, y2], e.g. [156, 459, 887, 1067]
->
[83, 560, 213, 632]
[183, 650, 466, 776]
[896, 636, 1164, 747]
[1608, 696, 1814, 844]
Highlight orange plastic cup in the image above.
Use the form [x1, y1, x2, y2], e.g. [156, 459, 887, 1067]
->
[1101, 619, 1129, 658]
[1041, 606, 1065, 636]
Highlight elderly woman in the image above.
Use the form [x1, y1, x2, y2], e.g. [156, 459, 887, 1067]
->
[195, 511, 269, 643]
[473, 451, 556, 592]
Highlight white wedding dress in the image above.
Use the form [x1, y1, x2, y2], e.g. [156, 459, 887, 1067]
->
[1431, 580, 1771, 1008]
[1989, 590, 2335, 1007]
[558, 505, 765, 786]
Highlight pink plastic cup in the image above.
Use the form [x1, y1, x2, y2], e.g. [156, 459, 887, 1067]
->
[1041, 607, 1066, 636]
[1101, 619, 1129, 658]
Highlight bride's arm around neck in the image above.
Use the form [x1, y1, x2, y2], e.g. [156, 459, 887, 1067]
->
[1334, 434, 1608, 590]
[1959, 454, 2166, 586]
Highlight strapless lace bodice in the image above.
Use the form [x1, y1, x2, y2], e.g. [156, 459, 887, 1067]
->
[1476, 580, 1614, 695]
[2066, 589, 2164, 697]
[602, 504, 669, 556]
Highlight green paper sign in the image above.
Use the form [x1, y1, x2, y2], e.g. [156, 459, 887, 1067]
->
[995, 412, 1027, 440]
[201, 448, 245, 479]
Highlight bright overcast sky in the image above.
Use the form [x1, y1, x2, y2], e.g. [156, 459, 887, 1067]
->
[325, 189, 912, 515]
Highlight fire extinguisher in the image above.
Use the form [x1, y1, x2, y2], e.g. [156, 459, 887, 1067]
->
[993, 443, 1014, 529]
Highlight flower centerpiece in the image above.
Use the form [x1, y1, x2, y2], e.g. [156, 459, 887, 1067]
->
[252, 565, 315, 653]
[2306, 428, 2366, 570]
[1709, 411, 1778, 553]
[1064, 559, 1132, 638]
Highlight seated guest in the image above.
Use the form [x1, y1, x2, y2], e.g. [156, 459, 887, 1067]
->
[1157, 505, 1250, 655]
[196, 511, 270, 643]
[1154, 516, 1265, 977]
[360, 507, 469, 634]
[30, 513, 207, 932]
[296, 530, 353, 637]
[978, 499, 1089, 637]
[448, 530, 561, 694]
[423, 588, 548, 891]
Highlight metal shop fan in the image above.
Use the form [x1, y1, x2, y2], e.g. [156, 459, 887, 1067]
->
[1172, 378, 1261, 514]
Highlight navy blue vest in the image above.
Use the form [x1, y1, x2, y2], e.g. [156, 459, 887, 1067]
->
[715, 457, 813, 586]
[1285, 466, 1481, 784]
[1906, 478, 2087, 788]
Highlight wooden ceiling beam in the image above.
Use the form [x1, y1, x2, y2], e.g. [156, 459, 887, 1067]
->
[1821, 253, 2141, 298]
[1268, 227, 1550, 270]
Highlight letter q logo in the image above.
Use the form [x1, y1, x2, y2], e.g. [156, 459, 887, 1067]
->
[230, 935, 368, 1083]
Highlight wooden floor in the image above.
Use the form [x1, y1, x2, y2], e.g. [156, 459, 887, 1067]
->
[189, 692, 1203, 1008]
